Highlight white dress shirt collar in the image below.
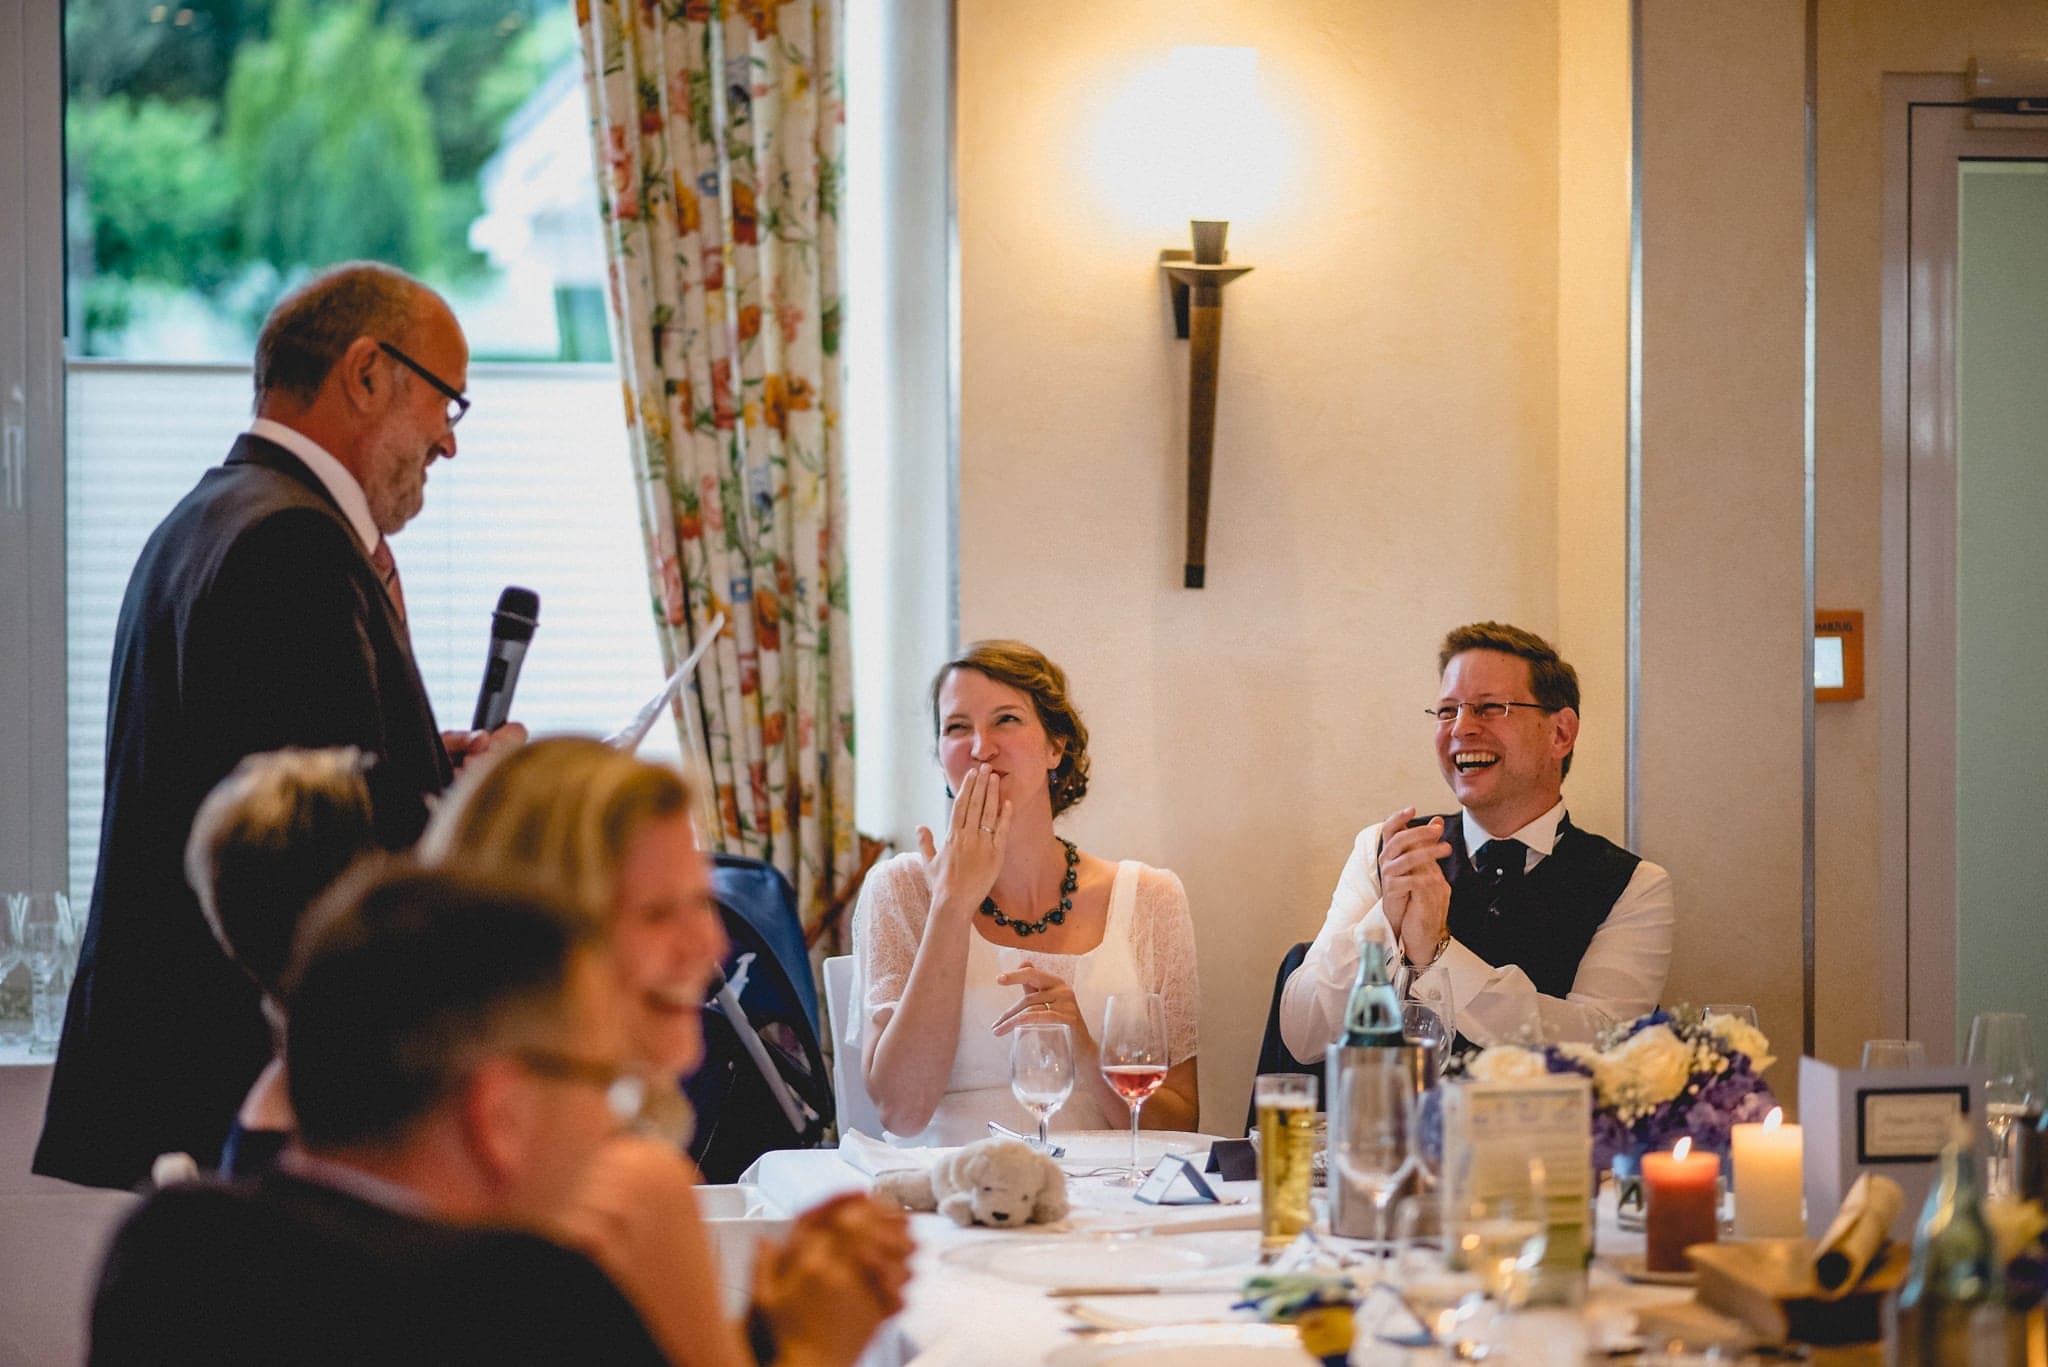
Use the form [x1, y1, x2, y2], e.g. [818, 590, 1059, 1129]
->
[278, 1148, 431, 1217]
[1459, 798, 1569, 867]
[246, 418, 381, 556]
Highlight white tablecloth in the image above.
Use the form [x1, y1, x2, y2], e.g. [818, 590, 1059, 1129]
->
[735, 1133, 1700, 1366]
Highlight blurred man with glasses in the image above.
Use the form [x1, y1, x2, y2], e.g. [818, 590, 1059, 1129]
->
[39, 262, 525, 1189]
[1281, 621, 1673, 1050]
[90, 864, 911, 1367]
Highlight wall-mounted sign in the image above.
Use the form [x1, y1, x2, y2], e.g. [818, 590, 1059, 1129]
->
[1816, 609, 1865, 702]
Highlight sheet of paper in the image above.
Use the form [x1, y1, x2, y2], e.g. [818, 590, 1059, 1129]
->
[605, 612, 725, 751]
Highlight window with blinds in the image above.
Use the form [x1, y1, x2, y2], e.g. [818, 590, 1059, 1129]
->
[64, 361, 682, 903]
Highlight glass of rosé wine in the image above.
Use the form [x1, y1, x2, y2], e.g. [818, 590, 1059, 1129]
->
[1099, 991, 1169, 1187]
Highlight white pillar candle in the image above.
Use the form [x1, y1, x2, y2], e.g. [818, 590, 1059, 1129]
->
[1730, 1107, 1805, 1238]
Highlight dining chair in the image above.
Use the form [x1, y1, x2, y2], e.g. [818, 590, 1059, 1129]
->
[1243, 940, 1322, 1135]
[821, 955, 885, 1140]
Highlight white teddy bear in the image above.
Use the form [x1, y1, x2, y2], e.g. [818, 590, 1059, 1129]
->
[873, 1136, 1069, 1228]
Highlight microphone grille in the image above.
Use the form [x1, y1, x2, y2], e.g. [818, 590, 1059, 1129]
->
[496, 586, 540, 622]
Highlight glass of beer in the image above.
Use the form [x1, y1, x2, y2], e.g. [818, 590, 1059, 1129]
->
[1254, 1073, 1318, 1257]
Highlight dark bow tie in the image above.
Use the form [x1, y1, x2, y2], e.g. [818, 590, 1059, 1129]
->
[1472, 838, 1527, 884]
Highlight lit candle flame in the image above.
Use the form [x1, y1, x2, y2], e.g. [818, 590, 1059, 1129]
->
[1764, 1106, 1784, 1131]
[1673, 1137, 1693, 1162]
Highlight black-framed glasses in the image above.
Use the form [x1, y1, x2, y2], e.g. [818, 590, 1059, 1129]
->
[377, 340, 470, 429]
[1425, 700, 1557, 724]
[511, 1048, 648, 1124]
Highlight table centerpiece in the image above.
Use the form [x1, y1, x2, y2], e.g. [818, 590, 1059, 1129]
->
[1448, 1006, 1779, 1177]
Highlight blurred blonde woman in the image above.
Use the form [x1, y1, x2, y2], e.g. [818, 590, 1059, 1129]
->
[422, 737, 721, 1137]
[421, 737, 911, 1367]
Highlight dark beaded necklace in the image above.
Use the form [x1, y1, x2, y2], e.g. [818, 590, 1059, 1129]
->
[979, 838, 1079, 937]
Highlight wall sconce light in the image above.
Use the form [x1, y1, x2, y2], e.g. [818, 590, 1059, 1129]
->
[1161, 220, 1252, 589]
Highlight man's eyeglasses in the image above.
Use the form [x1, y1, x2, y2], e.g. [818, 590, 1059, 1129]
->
[511, 1048, 648, 1125]
[1425, 700, 1558, 724]
[377, 341, 471, 429]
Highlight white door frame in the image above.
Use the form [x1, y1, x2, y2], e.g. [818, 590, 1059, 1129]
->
[0, 0, 68, 893]
[1880, 74, 2048, 1062]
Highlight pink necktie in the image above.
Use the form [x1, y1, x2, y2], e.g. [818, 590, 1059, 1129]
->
[369, 539, 407, 627]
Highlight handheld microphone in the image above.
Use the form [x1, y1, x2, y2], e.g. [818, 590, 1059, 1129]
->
[471, 586, 539, 732]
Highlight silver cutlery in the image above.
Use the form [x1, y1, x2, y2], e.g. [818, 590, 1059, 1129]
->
[987, 1120, 1067, 1157]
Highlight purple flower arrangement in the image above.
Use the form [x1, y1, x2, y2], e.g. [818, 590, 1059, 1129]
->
[1447, 1006, 1780, 1172]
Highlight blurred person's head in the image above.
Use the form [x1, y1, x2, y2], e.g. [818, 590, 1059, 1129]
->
[252, 261, 468, 535]
[929, 640, 1091, 818]
[418, 738, 725, 1077]
[185, 746, 379, 1022]
[283, 861, 631, 1222]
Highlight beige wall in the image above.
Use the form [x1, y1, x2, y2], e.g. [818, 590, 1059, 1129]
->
[956, 0, 1572, 1128]
[1634, 1, 1810, 1099]
[952, 0, 2004, 1126]
[1810, 0, 2048, 1068]
[1555, 0, 1632, 844]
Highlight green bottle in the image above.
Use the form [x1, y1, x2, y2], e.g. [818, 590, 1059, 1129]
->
[1897, 1122, 2006, 1365]
[1339, 940, 1404, 1048]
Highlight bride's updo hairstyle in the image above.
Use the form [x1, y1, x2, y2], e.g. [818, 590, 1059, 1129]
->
[928, 640, 1091, 817]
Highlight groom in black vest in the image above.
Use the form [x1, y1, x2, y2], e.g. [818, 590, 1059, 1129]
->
[1279, 622, 1673, 1050]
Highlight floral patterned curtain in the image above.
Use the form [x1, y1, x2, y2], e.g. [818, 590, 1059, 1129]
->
[576, 0, 852, 931]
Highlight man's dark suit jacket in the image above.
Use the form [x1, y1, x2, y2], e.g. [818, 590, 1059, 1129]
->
[34, 435, 453, 1189]
[89, 1172, 670, 1365]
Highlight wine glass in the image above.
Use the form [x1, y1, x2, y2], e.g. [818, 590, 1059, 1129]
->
[1402, 1001, 1451, 1054]
[20, 893, 75, 1055]
[1009, 1021, 1074, 1153]
[1331, 1053, 1415, 1276]
[1967, 1011, 2039, 1197]
[1099, 992, 1168, 1187]
[23, 921, 65, 1054]
[1457, 1154, 1548, 1350]
[0, 893, 27, 1048]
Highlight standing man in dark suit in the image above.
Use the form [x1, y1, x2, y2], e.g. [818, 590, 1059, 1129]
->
[36, 263, 523, 1189]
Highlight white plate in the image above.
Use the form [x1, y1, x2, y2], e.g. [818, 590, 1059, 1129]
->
[1055, 1131, 1206, 1175]
[939, 1231, 1241, 1288]
[1045, 1325, 1313, 1366]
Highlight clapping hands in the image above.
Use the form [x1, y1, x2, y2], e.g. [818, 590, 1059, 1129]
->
[1376, 807, 1452, 965]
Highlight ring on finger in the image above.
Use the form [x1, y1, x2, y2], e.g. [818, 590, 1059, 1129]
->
[980, 824, 996, 834]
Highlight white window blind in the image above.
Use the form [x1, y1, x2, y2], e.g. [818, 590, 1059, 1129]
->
[64, 360, 683, 904]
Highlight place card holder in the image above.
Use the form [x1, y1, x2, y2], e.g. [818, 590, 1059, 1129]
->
[1797, 1057, 1988, 1239]
[1205, 1138, 1257, 1182]
[1134, 1152, 1221, 1206]
[1439, 1077, 1594, 1306]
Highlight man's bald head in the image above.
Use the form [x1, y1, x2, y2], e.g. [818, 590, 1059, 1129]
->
[252, 263, 445, 412]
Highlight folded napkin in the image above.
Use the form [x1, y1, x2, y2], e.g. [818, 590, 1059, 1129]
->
[1812, 1173, 1904, 1297]
[838, 1130, 947, 1177]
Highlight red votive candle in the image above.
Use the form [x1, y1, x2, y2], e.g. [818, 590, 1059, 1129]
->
[1642, 1138, 1720, 1273]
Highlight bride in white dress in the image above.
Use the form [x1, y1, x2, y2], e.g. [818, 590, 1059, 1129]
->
[846, 641, 1200, 1146]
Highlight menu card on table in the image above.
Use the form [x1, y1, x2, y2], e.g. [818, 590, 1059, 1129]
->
[1797, 1057, 1987, 1238]
[1440, 1076, 1594, 1305]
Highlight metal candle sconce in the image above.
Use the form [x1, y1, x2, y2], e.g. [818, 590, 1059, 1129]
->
[1161, 219, 1252, 589]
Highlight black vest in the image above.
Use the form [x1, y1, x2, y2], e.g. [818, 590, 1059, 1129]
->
[1434, 812, 1640, 998]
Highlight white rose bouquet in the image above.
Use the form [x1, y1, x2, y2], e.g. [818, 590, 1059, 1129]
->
[1449, 1006, 1779, 1170]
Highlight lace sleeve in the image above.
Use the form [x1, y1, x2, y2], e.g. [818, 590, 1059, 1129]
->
[846, 853, 931, 1049]
[1129, 865, 1200, 1065]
